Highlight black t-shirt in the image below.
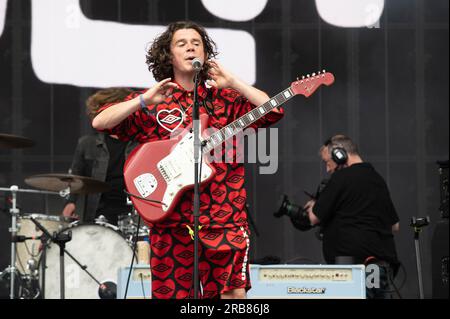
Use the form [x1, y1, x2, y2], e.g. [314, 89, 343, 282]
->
[313, 163, 399, 265]
[97, 135, 131, 224]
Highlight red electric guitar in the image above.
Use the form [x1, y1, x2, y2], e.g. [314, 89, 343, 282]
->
[124, 71, 335, 223]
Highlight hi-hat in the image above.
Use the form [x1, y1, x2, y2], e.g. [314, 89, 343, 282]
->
[25, 173, 110, 194]
[0, 133, 35, 149]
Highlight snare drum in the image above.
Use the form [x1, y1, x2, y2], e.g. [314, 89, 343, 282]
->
[16, 214, 71, 275]
[44, 222, 136, 299]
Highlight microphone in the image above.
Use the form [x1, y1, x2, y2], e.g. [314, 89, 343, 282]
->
[192, 58, 203, 72]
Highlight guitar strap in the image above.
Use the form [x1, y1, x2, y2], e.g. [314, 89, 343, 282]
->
[202, 87, 215, 116]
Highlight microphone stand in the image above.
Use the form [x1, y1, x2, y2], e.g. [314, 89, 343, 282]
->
[29, 217, 71, 299]
[410, 216, 430, 299]
[29, 217, 110, 299]
[192, 71, 201, 299]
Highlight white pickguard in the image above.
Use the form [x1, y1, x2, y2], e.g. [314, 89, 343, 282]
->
[157, 127, 213, 211]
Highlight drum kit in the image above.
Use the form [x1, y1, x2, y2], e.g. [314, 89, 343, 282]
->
[0, 134, 149, 299]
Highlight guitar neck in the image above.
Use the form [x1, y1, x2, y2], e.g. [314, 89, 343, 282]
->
[202, 87, 295, 153]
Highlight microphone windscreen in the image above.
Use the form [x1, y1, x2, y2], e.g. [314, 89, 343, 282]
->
[192, 58, 203, 71]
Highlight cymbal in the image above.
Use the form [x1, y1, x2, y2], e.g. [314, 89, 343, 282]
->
[24, 174, 111, 194]
[0, 133, 35, 149]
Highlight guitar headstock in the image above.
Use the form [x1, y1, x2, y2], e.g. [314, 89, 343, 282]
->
[291, 71, 335, 98]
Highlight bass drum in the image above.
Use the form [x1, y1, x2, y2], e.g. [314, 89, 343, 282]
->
[44, 222, 135, 299]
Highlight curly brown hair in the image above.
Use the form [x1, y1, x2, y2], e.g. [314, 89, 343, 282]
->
[146, 21, 218, 83]
[86, 87, 134, 120]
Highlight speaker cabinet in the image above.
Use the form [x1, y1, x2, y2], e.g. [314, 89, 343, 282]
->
[432, 219, 449, 299]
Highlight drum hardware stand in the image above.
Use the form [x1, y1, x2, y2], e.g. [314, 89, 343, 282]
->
[13, 231, 44, 296]
[0, 185, 64, 299]
[410, 216, 430, 299]
[0, 184, 107, 299]
[8, 185, 19, 299]
[124, 209, 141, 299]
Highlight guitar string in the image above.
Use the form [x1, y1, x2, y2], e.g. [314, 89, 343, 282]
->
[130, 94, 283, 196]
[128, 85, 299, 207]
[126, 76, 331, 212]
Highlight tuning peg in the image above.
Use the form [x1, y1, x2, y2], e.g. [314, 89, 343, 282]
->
[307, 74, 310, 77]
[312, 72, 316, 77]
[323, 69, 326, 73]
[296, 77, 300, 81]
[302, 76, 305, 80]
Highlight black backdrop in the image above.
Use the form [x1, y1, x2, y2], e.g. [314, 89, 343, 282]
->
[0, 0, 448, 299]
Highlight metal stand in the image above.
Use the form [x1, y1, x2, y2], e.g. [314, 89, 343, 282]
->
[0, 185, 62, 299]
[124, 208, 141, 299]
[192, 71, 201, 299]
[29, 217, 72, 299]
[0, 185, 109, 299]
[8, 186, 19, 299]
[410, 216, 430, 299]
[29, 216, 110, 299]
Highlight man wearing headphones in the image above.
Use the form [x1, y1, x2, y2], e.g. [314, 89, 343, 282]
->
[305, 134, 400, 299]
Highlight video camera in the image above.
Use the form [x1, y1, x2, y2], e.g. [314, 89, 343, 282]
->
[274, 179, 329, 232]
[274, 195, 312, 231]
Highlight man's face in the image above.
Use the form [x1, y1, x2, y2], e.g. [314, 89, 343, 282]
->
[321, 147, 338, 174]
[170, 28, 206, 75]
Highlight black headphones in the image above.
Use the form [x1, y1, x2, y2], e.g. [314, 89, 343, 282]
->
[324, 138, 348, 166]
[331, 147, 348, 165]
